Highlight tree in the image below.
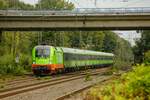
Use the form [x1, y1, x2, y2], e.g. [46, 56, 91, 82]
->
[36, 0, 74, 10]
[102, 31, 117, 53]
[133, 30, 150, 63]
[0, 0, 34, 10]
[144, 50, 150, 64]
[0, 0, 8, 9]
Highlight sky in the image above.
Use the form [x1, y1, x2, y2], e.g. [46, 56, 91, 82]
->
[20, 0, 38, 5]
[21, 0, 150, 8]
[70, 0, 150, 8]
[114, 31, 141, 46]
[20, 0, 147, 46]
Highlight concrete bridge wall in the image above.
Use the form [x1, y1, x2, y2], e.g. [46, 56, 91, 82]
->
[0, 14, 150, 31]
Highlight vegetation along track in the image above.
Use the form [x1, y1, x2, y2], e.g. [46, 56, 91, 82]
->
[0, 67, 109, 99]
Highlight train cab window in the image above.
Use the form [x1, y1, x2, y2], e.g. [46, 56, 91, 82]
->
[35, 47, 50, 58]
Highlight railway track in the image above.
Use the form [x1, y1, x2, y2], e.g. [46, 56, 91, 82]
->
[0, 67, 109, 99]
[1, 68, 106, 89]
[56, 76, 113, 100]
[4, 68, 102, 86]
[56, 70, 127, 100]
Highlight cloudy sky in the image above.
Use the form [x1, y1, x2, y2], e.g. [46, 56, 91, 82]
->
[71, 0, 150, 8]
[21, 0, 150, 8]
[20, 0, 38, 5]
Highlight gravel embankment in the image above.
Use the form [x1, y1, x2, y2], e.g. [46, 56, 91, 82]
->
[1, 73, 111, 100]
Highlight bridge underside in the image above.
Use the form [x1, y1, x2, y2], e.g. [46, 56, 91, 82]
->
[0, 14, 150, 31]
[0, 27, 150, 31]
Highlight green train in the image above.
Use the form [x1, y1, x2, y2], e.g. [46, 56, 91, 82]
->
[32, 45, 114, 75]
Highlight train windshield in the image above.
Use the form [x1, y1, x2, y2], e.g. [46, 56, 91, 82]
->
[35, 47, 50, 58]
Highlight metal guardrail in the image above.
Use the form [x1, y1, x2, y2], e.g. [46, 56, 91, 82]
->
[0, 7, 150, 16]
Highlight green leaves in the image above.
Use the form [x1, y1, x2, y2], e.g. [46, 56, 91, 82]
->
[36, 0, 74, 10]
[86, 65, 150, 100]
[144, 50, 150, 65]
[0, 0, 74, 10]
[133, 30, 150, 63]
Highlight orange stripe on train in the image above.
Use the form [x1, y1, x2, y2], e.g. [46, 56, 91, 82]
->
[32, 64, 64, 71]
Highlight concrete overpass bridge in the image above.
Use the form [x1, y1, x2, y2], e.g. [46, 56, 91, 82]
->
[0, 8, 150, 31]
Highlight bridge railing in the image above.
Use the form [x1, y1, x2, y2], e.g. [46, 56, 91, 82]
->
[0, 7, 150, 16]
[74, 7, 150, 14]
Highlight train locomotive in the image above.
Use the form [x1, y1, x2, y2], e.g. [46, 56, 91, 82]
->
[32, 45, 114, 75]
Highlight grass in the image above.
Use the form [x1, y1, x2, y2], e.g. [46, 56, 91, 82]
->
[36, 76, 52, 80]
[85, 64, 150, 100]
[84, 71, 93, 81]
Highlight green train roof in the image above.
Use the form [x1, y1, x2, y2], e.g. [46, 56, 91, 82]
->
[34, 45, 114, 57]
[60, 47, 114, 57]
[34, 45, 51, 48]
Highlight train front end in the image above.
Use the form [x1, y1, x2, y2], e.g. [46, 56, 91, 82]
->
[32, 45, 52, 75]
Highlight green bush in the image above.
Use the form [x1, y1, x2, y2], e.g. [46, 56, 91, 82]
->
[19, 54, 32, 71]
[0, 65, 26, 76]
[144, 50, 150, 65]
[0, 54, 14, 66]
[0, 54, 29, 75]
[86, 64, 150, 100]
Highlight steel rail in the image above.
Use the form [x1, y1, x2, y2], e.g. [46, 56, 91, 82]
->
[56, 76, 113, 100]
[4, 68, 103, 86]
[0, 68, 108, 99]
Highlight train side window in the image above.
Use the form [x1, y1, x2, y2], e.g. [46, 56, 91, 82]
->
[88, 55, 90, 60]
[82, 55, 85, 60]
[86, 55, 88, 60]
[75, 54, 77, 60]
[103, 56, 105, 60]
[72, 54, 75, 60]
[99, 56, 101, 60]
[101, 56, 103, 60]
[84, 55, 86, 60]
[64, 53, 67, 61]
[79, 54, 81, 60]
[77, 54, 79, 60]
[71, 53, 74, 60]
[74, 54, 77, 60]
